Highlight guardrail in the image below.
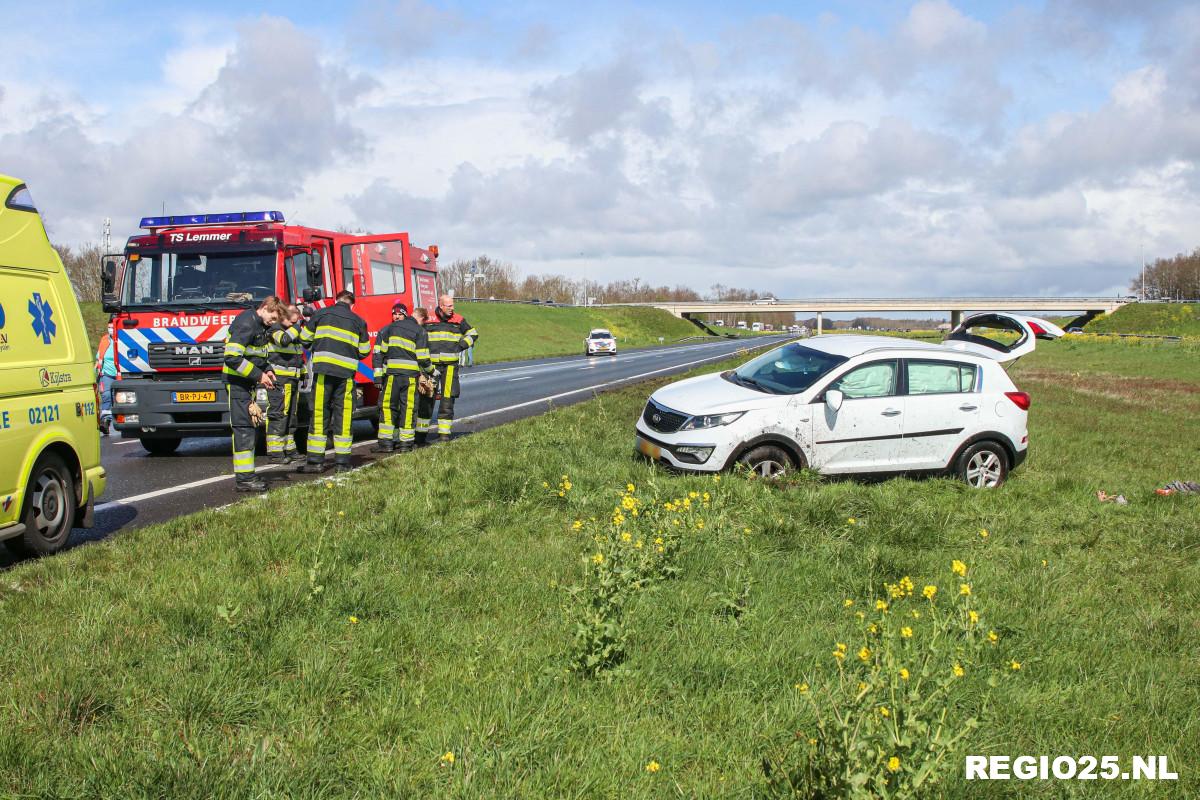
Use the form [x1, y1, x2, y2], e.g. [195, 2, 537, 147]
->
[1073, 332, 1185, 343]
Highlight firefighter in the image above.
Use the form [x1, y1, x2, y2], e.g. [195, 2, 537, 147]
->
[298, 290, 371, 473]
[417, 294, 478, 442]
[265, 304, 305, 464]
[223, 296, 286, 491]
[371, 301, 433, 453]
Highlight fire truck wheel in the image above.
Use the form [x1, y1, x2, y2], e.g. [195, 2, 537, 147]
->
[6, 452, 75, 557]
[140, 437, 181, 456]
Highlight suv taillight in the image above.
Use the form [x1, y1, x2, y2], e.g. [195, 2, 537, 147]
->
[1005, 391, 1031, 410]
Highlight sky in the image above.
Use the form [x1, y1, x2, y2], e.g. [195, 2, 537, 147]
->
[2, 0, 1198, 298]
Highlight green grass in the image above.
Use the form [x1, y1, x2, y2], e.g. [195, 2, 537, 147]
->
[79, 301, 108, 350]
[456, 302, 704, 362]
[1085, 302, 1200, 337]
[0, 338, 1196, 797]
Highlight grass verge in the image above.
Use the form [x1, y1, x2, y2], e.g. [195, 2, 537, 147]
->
[0, 340, 1195, 797]
[1085, 302, 1200, 337]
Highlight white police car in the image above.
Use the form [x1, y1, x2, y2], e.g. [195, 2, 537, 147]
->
[585, 329, 617, 356]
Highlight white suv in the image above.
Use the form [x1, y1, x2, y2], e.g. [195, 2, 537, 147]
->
[635, 313, 1063, 488]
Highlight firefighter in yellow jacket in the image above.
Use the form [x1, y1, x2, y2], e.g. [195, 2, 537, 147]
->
[372, 301, 433, 453]
[223, 296, 285, 491]
[298, 291, 371, 473]
[418, 294, 478, 442]
[265, 304, 305, 464]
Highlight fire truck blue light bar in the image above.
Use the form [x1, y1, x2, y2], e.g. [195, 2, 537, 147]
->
[139, 211, 285, 228]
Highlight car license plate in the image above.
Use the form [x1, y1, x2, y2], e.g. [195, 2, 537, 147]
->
[173, 391, 215, 403]
[636, 437, 661, 459]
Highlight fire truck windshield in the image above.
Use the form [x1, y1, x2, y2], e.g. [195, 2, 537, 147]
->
[121, 250, 277, 308]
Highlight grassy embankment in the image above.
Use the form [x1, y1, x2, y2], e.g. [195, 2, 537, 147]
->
[1084, 302, 1200, 337]
[0, 337, 1196, 797]
[78, 301, 708, 363]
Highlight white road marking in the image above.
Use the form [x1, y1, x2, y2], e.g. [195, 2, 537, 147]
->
[93, 337, 786, 513]
[509, 376, 533, 382]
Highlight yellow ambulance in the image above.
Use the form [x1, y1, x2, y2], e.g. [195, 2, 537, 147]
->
[0, 174, 105, 555]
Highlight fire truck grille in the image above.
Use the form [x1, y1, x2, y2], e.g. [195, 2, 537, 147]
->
[147, 343, 225, 370]
[642, 400, 689, 433]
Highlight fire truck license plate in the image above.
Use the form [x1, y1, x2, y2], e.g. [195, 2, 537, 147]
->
[173, 391, 216, 403]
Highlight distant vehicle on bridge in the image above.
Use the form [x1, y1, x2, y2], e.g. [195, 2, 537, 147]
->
[752, 296, 777, 305]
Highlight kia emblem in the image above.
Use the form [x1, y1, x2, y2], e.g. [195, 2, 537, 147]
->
[652, 413, 662, 424]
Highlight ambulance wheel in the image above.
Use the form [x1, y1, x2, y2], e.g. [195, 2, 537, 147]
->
[6, 453, 75, 557]
[140, 437, 181, 456]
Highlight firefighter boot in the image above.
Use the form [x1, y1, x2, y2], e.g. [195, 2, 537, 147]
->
[298, 459, 326, 474]
[235, 474, 268, 492]
[371, 440, 395, 454]
[267, 453, 290, 465]
[334, 457, 353, 474]
[397, 441, 414, 453]
[437, 433, 452, 444]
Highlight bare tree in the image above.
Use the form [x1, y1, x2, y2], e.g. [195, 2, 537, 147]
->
[53, 242, 104, 302]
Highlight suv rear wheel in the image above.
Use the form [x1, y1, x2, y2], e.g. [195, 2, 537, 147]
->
[737, 445, 793, 479]
[957, 441, 1008, 488]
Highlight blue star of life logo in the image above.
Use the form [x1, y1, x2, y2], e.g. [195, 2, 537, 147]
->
[28, 293, 56, 344]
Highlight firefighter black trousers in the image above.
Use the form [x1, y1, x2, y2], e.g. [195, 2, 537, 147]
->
[307, 374, 354, 463]
[227, 382, 257, 476]
[379, 375, 419, 443]
[266, 378, 299, 455]
[417, 364, 459, 435]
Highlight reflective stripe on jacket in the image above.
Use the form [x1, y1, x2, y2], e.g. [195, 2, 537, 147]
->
[223, 308, 270, 385]
[268, 323, 305, 379]
[299, 302, 371, 378]
[373, 316, 432, 378]
[425, 311, 478, 365]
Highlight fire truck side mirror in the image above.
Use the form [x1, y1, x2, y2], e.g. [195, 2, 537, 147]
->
[308, 249, 324, 287]
[302, 286, 323, 303]
[101, 257, 120, 312]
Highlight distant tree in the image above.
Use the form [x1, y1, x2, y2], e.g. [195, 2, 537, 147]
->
[1132, 248, 1200, 301]
[52, 242, 104, 302]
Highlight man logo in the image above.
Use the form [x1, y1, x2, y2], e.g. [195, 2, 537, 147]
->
[189, 356, 202, 366]
[173, 345, 215, 356]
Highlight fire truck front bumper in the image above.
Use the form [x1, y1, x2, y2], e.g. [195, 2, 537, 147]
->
[112, 377, 234, 438]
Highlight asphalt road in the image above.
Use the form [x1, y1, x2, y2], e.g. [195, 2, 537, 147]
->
[12, 335, 790, 564]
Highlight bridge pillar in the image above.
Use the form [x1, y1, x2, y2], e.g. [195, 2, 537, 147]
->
[950, 309, 963, 329]
[816, 312, 823, 335]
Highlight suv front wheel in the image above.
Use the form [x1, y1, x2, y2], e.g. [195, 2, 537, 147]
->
[957, 441, 1008, 488]
[737, 445, 793, 479]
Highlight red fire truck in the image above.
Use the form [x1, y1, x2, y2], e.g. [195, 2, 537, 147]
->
[100, 211, 440, 454]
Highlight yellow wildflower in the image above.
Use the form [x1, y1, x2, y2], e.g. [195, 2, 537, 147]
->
[887, 756, 900, 773]
[688, 491, 699, 499]
[959, 583, 971, 596]
[951, 559, 967, 577]
[879, 705, 890, 718]
[900, 626, 913, 638]
[979, 528, 989, 539]
[572, 520, 583, 530]
[968, 610, 980, 625]
[857, 681, 868, 693]
[654, 536, 664, 545]
[440, 751, 455, 765]
[899, 668, 910, 681]
[656, 545, 665, 553]
[858, 646, 871, 662]
[868, 623, 878, 634]
[953, 663, 965, 677]
[922, 585, 938, 601]
[702, 492, 711, 502]
[621, 532, 632, 542]
[349, 615, 358, 624]
[843, 599, 855, 607]
[542, 481, 549, 488]
[855, 611, 865, 620]
[635, 539, 644, 550]
[847, 517, 857, 524]
[795, 682, 809, 693]
[696, 520, 705, 530]
[627, 483, 635, 494]
[1041, 559, 1048, 567]
[875, 599, 889, 612]
[910, 610, 921, 619]
[987, 630, 999, 644]
[1010, 660, 1022, 671]
[645, 760, 661, 773]
[592, 553, 604, 565]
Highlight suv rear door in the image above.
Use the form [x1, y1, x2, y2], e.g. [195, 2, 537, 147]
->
[943, 312, 1064, 362]
[896, 358, 981, 469]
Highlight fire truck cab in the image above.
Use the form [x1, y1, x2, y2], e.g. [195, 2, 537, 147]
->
[102, 211, 440, 454]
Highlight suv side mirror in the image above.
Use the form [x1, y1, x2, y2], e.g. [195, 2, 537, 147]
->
[302, 286, 323, 303]
[308, 249, 324, 287]
[825, 389, 844, 412]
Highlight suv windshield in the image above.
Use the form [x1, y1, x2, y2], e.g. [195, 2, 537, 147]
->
[121, 250, 277, 308]
[589, 331, 612, 339]
[728, 343, 847, 394]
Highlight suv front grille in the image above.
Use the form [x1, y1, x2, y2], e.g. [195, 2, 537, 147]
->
[642, 400, 688, 433]
[148, 342, 224, 370]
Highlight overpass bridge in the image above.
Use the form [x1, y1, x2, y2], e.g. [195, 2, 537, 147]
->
[624, 297, 1133, 334]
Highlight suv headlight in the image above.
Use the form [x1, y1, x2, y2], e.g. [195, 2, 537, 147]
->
[680, 411, 745, 430]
